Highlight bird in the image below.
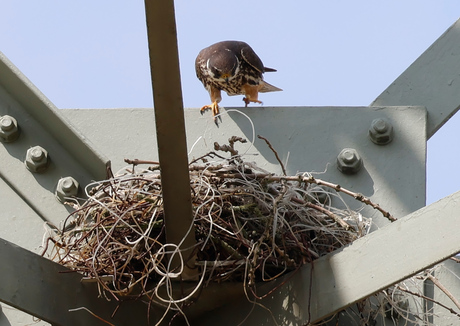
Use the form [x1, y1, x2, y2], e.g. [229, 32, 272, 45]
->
[195, 40, 282, 122]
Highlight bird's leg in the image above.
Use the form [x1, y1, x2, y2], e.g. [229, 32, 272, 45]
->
[200, 101, 220, 118]
[243, 97, 263, 107]
[242, 85, 263, 107]
[200, 88, 222, 124]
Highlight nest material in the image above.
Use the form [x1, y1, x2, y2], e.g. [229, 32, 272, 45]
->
[43, 136, 460, 325]
[45, 138, 386, 297]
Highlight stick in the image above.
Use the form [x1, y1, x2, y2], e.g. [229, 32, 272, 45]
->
[124, 158, 160, 166]
[200, 170, 395, 222]
[396, 285, 460, 318]
[427, 274, 460, 312]
[257, 135, 287, 176]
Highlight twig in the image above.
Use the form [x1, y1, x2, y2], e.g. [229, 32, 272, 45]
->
[303, 175, 396, 222]
[214, 142, 239, 156]
[427, 274, 460, 312]
[257, 135, 287, 176]
[289, 196, 351, 230]
[396, 285, 460, 318]
[305, 201, 351, 231]
[69, 307, 116, 326]
[450, 256, 460, 263]
[200, 170, 395, 222]
[214, 136, 247, 157]
[189, 151, 227, 164]
[124, 158, 160, 166]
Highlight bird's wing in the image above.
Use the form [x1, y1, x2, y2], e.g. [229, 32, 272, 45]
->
[240, 44, 265, 73]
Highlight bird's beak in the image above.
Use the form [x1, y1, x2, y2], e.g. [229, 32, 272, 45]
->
[221, 73, 230, 83]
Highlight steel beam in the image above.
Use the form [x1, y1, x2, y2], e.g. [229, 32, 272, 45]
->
[0, 239, 155, 326]
[0, 237, 247, 325]
[61, 106, 427, 226]
[0, 52, 109, 180]
[0, 52, 110, 226]
[372, 18, 460, 138]
[195, 190, 460, 325]
[144, 0, 196, 276]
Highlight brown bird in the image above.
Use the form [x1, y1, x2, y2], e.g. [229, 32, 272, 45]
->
[195, 40, 282, 122]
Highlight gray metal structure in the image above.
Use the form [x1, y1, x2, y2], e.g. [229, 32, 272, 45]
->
[1, 2, 460, 325]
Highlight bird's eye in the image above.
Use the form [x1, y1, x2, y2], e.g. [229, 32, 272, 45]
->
[210, 68, 221, 79]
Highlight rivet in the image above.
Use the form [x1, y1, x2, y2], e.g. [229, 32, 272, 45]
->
[337, 148, 362, 175]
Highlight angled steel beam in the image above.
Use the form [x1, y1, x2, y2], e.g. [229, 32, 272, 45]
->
[0, 239, 157, 326]
[144, 0, 196, 276]
[0, 237, 246, 325]
[0, 52, 109, 180]
[195, 190, 460, 325]
[0, 52, 111, 226]
[371, 18, 460, 138]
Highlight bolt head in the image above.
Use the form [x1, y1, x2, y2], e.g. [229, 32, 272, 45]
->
[341, 149, 357, 164]
[0, 115, 20, 142]
[1, 116, 14, 131]
[25, 146, 49, 173]
[56, 177, 79, 203]
[369, 118, 394, 145]
[337, 148, 362, 174]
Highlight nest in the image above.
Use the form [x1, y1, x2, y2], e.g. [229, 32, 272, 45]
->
[48, 136, 453, 325]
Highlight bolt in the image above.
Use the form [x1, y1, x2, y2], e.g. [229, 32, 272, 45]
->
[337, 148, 362, 175]
[56, 176, 80, 203]
[369, 118, 394, 145]
[0, 115, 20, 142]
[25, 146, 50, 173]
[1, 116, 14, 131]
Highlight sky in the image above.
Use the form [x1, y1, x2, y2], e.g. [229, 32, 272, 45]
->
[0, 1, 459, 204]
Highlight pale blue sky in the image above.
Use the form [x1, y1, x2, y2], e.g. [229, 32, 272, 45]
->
[0, 1, 459, 204]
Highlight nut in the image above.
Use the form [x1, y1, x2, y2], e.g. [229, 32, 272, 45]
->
[56, 177, 80, 203]
[337, 148, 362, 174]
[0, 115, 20, 142]
[25, 146, 49, 173]
[369, 118, 393, 145]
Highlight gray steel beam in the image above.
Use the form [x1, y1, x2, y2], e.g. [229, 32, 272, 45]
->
[0, 237, 247, 325]
[0, 52, 109, 179]
[0, 239, 153, 326]
[195, 190, 460, 325]
[144, 0, 196, 275]
[61, 106, 427, 226]
[371, 18, 460, 138]
[0, 52, 110, 226]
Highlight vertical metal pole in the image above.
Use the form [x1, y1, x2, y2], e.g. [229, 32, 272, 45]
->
[144, 0, 196, 278]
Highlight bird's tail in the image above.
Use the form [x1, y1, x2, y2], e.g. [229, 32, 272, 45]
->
[264, 67, 277, 72]
[259, 80, 282, 93]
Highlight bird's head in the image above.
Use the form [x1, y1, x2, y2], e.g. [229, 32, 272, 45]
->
[207, 50, 239, 83]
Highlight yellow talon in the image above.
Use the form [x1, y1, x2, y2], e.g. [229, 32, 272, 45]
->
[200, 101, 221, 125]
